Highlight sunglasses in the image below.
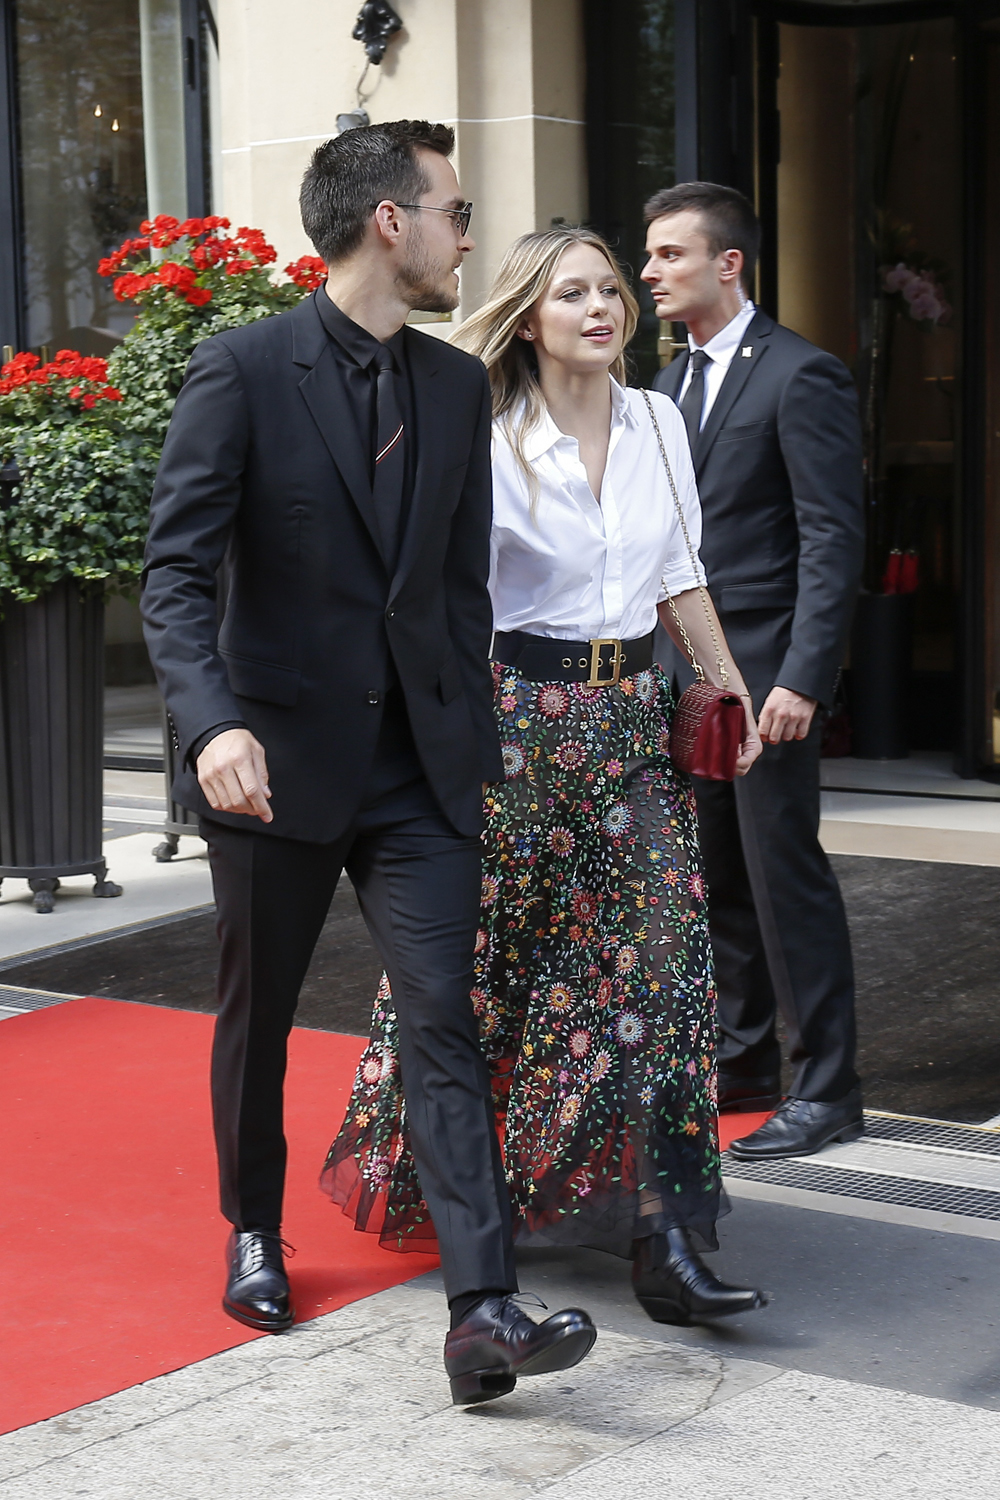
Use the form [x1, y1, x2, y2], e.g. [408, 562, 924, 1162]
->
[392, 201, 474, 237]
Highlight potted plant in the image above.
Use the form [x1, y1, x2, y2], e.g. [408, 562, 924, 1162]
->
[99, 214, 323, 452]
[0, 218, 324, 904]
[0, 349, 148, 909]
[96, 216, 324, 857]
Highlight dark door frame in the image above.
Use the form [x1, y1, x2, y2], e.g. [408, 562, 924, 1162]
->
[956, 3, 996, 777]
[0, 0, 24, 351]
[182, 0, 217, 219]
[674, 0, 756, 202]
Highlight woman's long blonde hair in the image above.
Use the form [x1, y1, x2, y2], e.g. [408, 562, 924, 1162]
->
[451, 227, 639, 500]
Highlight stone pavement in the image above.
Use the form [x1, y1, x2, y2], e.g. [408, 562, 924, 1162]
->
[819, 749, 1000, 866]
[3, 735, 998, 1494]
[0, 769, 208, 967]
[1, 1276, 998, 1500]
[0, 829, 211, 965]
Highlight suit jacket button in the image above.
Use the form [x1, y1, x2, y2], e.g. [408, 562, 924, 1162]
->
[386, 607, 395, 620]
[367, 689, 381, 705]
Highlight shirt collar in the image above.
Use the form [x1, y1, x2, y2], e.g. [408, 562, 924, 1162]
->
[313, 287, 406, 369]
[518, 376, 636, 463]
[688, 299, 756, 362]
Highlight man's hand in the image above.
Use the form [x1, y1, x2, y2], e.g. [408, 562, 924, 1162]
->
[196, 728, 273, 821]
[757, 687, 818, 744]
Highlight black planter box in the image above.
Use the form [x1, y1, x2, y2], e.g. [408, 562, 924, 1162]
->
[0, 579, 121, 911]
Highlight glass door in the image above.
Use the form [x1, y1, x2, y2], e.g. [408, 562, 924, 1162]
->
[766, 8, 962, 756]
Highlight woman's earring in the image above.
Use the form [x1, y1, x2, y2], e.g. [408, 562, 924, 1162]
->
[522, 331, 534, 340]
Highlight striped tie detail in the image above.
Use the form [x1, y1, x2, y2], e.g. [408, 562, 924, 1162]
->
[376, 423, 404, 466]
[372, 343, 405, 566]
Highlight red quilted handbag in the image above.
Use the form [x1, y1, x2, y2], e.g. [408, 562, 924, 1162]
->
[669, 680, 746, 780]
[641, 390, 747, 782]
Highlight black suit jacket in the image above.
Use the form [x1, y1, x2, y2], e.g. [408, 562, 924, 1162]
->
[653, 310, 864, 709]
[141, 296, 503, 843]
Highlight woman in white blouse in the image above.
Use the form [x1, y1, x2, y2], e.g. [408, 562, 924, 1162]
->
[325, 228, 767, 1328]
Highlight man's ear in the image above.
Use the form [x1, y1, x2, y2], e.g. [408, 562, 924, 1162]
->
[718, 248, 744, 285]
[373, 200, 403, 248]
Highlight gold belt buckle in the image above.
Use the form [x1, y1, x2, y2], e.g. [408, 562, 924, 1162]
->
[587, 637, 622, 688]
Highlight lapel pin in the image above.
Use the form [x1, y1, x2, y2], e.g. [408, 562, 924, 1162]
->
[741, 346, 753, 358]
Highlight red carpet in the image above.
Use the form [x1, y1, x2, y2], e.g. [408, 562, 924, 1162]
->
[1, 997, 770, 1435]
[718, 1110, 771, 1150]
[0, 998, 438, 1435]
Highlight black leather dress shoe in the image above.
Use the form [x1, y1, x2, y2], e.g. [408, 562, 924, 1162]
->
[444, 1295, 597, 1405]
[222, 1230, 294, 1333]
[717, 1074, 783, 1113]
[632, 1229, 769, 1327]
[727, 1088, 864, 1161]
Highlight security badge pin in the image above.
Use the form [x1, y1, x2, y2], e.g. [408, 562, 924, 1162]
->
[741, 346, 753, 358]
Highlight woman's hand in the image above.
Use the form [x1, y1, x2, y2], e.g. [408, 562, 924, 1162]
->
[734, 700, 763, 776]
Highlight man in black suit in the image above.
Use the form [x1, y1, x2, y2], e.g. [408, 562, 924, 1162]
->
[643, 182, 865, 1160]
[142, 120, 594, 1403]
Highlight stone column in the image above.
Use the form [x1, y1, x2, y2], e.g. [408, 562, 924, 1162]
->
[215, 0, 587, 321]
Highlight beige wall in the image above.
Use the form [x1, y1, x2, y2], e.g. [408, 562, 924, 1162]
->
[216, 0, 586, 322]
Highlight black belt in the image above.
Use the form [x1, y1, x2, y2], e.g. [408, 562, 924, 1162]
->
[491, 629, 654, 686]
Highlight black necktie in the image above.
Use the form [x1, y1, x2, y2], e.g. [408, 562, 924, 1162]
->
[679, 349, 709, 451]
[372, 344, 405, 567]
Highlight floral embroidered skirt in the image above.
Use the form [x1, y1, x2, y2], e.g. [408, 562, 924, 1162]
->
[321, 662, 726, 1259]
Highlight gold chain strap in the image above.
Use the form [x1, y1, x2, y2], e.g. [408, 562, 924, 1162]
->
[640, 389, 729, 688]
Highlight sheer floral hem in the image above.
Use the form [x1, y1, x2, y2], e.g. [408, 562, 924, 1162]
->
[322, 663, 726, 1260]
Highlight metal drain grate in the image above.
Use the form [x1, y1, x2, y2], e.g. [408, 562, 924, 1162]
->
[723, 1109, 1000, 1220]
[723, 1155, 1000, 1220]
[0, 984, 77, 1012]
[722, 1152, 1000, 1224]
[863, 1111, 1000, 1157]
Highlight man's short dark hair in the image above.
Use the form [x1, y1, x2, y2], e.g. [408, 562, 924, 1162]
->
[644, 181, 761, 292]
[300, 120, 455, 264]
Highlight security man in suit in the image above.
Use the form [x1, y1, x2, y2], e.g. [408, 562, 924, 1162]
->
[142, 120, 595, 1400]
[642, 181, 865, 1160]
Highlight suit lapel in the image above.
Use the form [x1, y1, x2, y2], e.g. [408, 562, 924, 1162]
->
[657, 348, 689, 401]
[387, 328, 442, 601]
[292, 299, 387, 566]
[693, 310, 773, 470]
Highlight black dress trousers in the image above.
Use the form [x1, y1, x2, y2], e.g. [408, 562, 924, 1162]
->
[693, 721, 858, 1103]
[202, 693, 517, 1301]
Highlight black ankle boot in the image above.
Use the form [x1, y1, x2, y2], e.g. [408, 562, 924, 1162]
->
[632, 1228, 769, 1326]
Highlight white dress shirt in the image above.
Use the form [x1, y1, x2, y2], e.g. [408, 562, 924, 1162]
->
[677, 300, 757, 431]
[489, 379, 707, 642]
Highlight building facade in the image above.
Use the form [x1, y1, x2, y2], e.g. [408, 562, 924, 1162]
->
[1, 0, 998, 776]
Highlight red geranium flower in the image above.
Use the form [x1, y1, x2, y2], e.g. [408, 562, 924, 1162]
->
[156, 262, 197, 290]
[285, 255, 326, 290]
[0, 346, 121, 409]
